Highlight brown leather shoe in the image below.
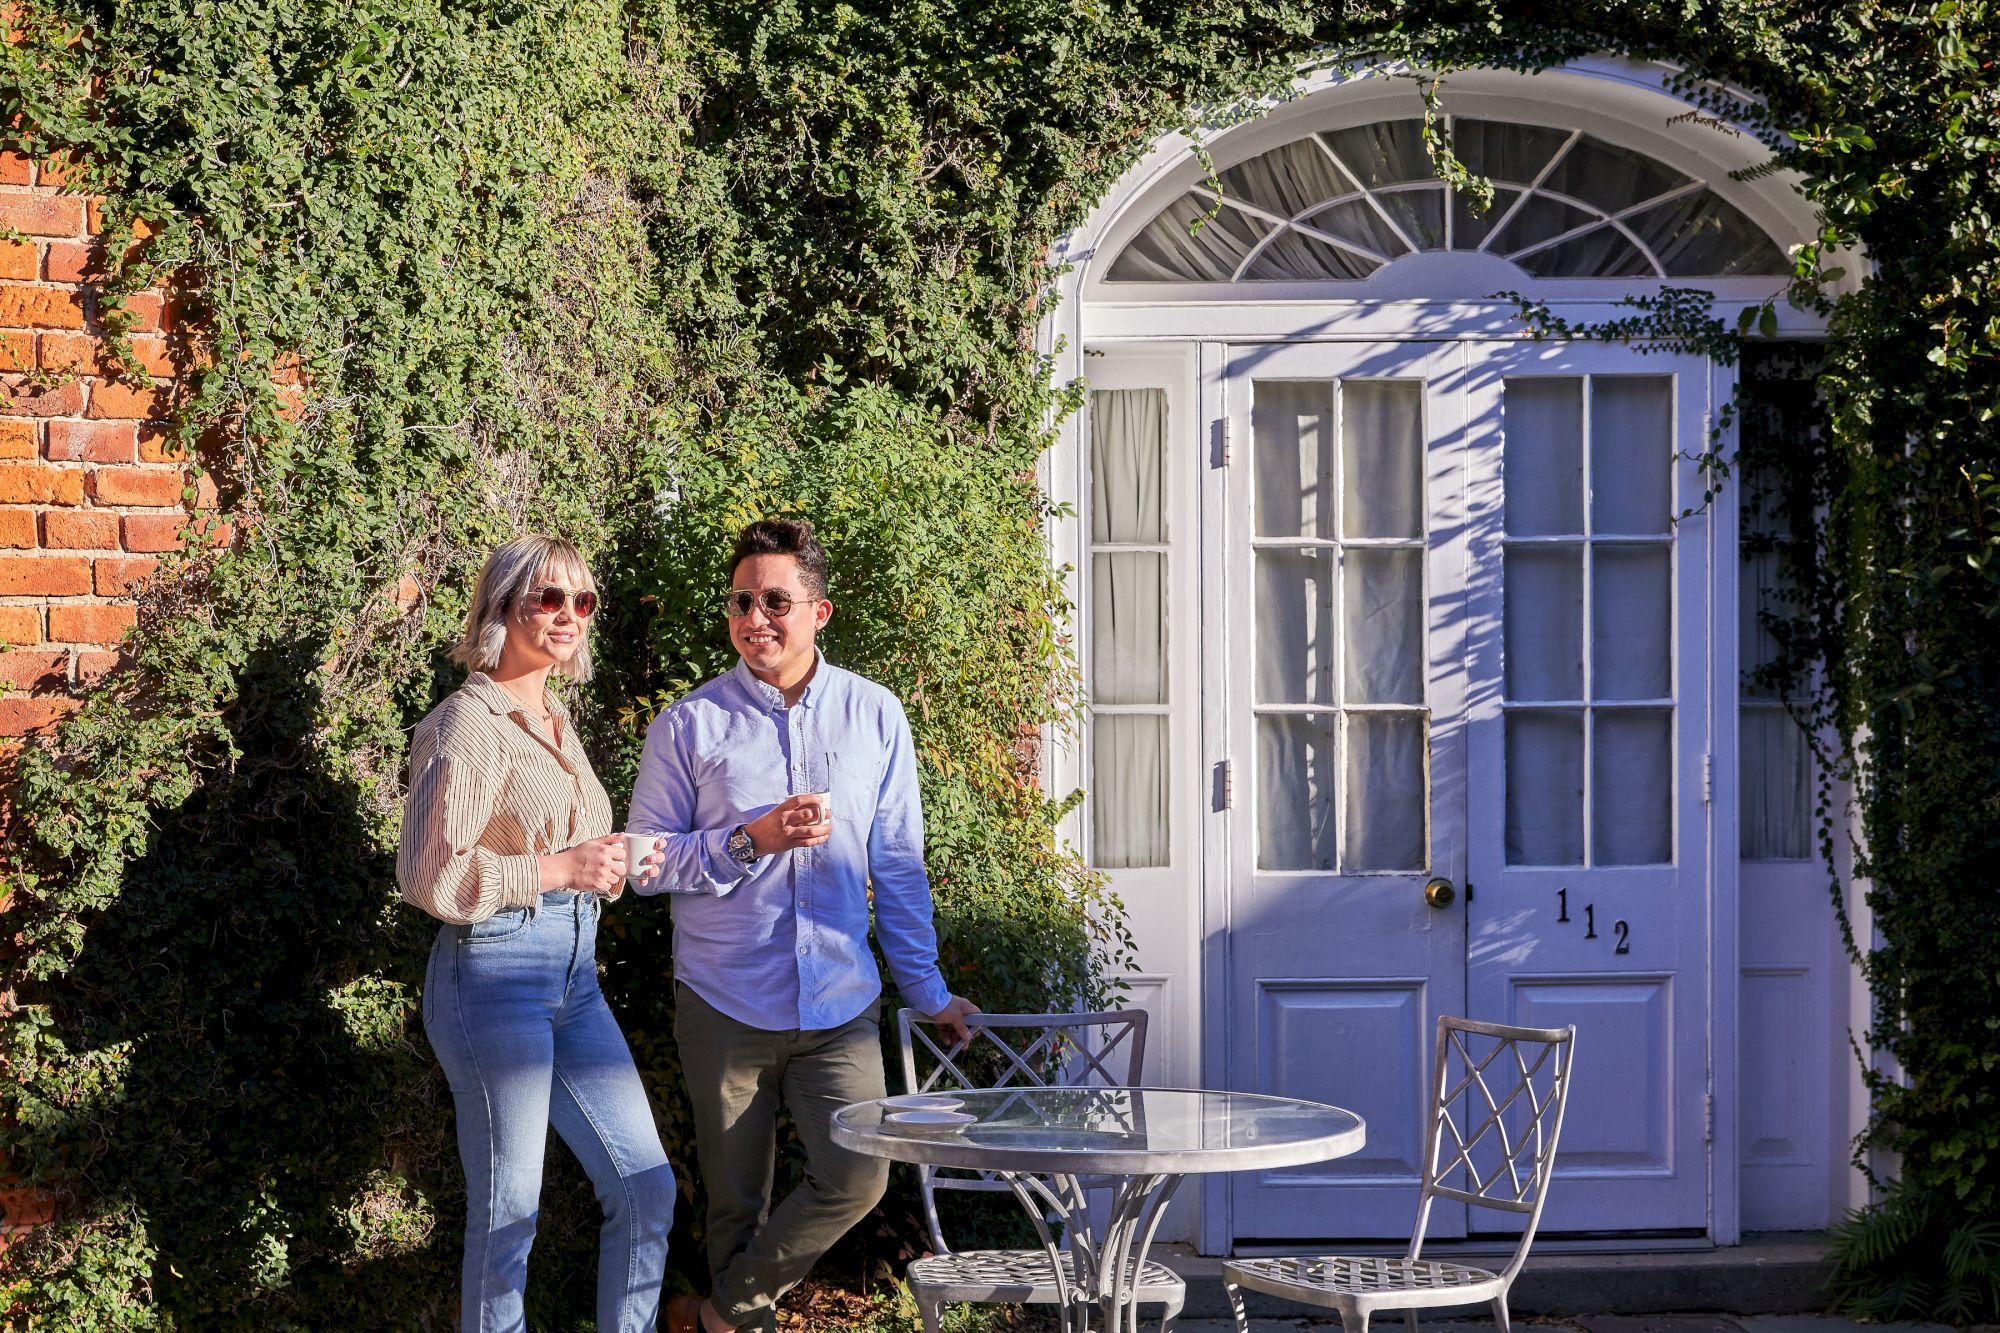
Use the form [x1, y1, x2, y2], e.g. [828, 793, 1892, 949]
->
[664, 1293, 704, 1333]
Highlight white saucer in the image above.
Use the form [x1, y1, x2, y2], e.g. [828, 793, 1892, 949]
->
[885, 1109, 976, 1134]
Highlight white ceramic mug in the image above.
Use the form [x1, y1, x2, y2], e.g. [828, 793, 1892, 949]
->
[622, 831, 663, 881]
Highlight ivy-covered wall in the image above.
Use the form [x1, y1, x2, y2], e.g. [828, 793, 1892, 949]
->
[0, 0, 1995, 1326]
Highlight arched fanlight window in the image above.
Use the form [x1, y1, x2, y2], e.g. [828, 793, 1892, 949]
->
[1106, 118, 1791, 282]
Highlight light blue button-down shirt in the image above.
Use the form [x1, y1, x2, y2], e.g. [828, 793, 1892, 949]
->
[627, 655, 952, 1032]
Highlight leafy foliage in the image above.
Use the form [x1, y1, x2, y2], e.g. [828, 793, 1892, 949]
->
[1830, 1180, 2000, 1323]
[0, 0, 1997, 1327]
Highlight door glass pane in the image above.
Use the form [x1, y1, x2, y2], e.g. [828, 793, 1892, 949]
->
[1256, 548, 1335, 704]
[1255, 381, 1335, 538]
[1507, 710, 1584, 865]
[1593, 709, 1672, 864]
[1344, 713, 1426, 870]
[1504, 378, 1583, 535]
[1092, 715, 1167, 868]
[1092, 552, 1166, 704]
[1592, 545, 1670, 700]
[1504, 547, 1583, 700]
[1090, 388, 1165, 543]
[1742, 705, 1810, 859]
[1740, 547, 1796, 699]
[1342, 380, 1423, 539]
[1344, 549, 1422, 704]
[1258, 713, 1338, 870]
[1591, 377, 1673, 533]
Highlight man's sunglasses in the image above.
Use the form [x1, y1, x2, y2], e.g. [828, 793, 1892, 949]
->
[519, 585, 598, 618]
[723, 588, 812, 618]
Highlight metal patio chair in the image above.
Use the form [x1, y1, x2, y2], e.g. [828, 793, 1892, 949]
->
[895, 1008, 1185, 1333]
[1223, 1016, 1577, 1333]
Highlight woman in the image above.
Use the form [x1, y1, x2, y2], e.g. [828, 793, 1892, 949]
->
[398, 535, 672, 1333]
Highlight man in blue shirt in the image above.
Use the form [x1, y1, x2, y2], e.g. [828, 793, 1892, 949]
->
[629, 518, 978, 1333]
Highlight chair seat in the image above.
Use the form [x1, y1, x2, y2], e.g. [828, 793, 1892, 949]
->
[909, 1248, 1185, 1306]
[1224, 1255, 1503, 1311]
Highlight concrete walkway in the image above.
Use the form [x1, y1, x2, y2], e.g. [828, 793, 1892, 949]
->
[1170, 1317, 1993, 1333]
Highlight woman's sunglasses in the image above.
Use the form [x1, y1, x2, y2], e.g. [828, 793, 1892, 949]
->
[723, 588, 811, 618]
[520, 585, 597, 618]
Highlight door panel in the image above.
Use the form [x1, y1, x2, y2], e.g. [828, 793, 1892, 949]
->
[1218, 340, 1712, 1244]
[1464, 348, 1710, 1234]
[1223, 343, 1470, 1239]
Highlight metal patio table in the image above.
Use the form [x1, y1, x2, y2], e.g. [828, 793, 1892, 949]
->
[832, 1086, 1365, 1332]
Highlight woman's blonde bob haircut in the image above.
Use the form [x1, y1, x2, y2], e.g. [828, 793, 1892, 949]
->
[450, 535, 597, 683]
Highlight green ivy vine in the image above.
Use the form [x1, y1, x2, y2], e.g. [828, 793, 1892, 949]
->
[0, 0, 1995, 1326]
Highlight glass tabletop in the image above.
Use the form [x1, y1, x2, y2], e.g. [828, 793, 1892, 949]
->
[831, 1086, 1366, 1176]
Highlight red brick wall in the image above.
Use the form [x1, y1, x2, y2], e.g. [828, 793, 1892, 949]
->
[0, 149, 205, 750]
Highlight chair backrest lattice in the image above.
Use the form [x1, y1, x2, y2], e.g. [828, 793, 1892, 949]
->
[895, 1008, 1149, 1254]
[1412, 1016, 1577, 1281]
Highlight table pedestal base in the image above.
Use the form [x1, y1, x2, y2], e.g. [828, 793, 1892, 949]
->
[996, 1170, 1184, 1333]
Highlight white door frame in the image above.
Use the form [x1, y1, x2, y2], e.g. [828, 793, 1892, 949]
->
[1041, 56, 1831, 1256]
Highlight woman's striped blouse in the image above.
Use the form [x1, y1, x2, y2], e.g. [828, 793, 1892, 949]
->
[396, 671, 614, 924]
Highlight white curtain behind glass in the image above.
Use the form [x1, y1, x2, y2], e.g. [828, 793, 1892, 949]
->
[1090, 388, 1169, 868]
[1740, 545, 1812, 858]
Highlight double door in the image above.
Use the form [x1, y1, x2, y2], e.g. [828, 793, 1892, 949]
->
[1215, 340, 1711, 1242]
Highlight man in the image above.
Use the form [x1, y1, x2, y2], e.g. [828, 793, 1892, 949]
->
[628, 518, 980, 1333]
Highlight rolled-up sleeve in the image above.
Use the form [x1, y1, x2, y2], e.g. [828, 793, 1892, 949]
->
[397, 718, 542, 924]
[868, 704, 951, 1017]
[627, 709, 755, 897]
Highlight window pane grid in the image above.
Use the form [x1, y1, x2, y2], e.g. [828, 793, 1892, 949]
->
[1502, 374, 1675, 867]
[1254, 377, 1430, 873]
[1089, 388, 1171, 870]
[1106, 116, 1790, 283]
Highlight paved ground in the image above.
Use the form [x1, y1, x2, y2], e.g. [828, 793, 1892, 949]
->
[1169, 1316, 1994, 1332]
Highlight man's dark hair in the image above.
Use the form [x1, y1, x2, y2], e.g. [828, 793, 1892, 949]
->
[730, 518, 830, 598]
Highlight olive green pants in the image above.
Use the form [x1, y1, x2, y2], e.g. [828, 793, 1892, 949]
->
[674, 984, 890, 1330]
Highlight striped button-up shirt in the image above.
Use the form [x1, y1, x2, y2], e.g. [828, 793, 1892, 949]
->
[627, 656, 951, 1032]
[397, 672, 613, 924]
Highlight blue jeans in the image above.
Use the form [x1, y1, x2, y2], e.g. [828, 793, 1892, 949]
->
[423, 890, 674, 1333]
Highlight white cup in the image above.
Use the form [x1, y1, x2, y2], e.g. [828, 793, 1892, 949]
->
[622, 831, 663, 880]
[805, 792, 833, 827]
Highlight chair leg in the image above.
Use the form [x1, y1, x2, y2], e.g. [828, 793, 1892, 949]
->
[1224, 1281, 1250, 1333]
[918, 1295, 943, 1333]
[1338, 1310, 1372, 1333]
[1491, 1296, 1512, 1333]
[1405, 1308, 1421, 1333]
[1160, 1291, 1184, 1332]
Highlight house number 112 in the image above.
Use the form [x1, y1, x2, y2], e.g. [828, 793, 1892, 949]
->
[1556, 888, 1631, 954]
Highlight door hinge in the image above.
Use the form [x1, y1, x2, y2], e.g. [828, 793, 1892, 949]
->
[1702, 753, 1713, 805]
[1704, 1091, 1715, 1145]
[1218, 757, 1235, 811]
[1219, 417, 1233, 467]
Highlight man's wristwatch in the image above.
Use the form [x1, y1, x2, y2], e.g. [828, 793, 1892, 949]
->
[726, 824, 758, 865]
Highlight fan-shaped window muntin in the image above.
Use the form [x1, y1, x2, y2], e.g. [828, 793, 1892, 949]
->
[1107, 117, 1790, 283]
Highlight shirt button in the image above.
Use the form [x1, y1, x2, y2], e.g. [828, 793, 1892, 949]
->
[798, 945, 809, 955]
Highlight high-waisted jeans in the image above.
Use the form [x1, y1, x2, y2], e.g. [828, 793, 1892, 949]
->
[423, 890, 674, 1333]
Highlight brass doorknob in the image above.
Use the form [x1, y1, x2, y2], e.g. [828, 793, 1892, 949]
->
[1424, 877, 1456, 909]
